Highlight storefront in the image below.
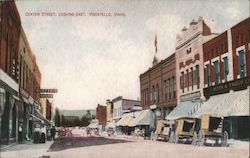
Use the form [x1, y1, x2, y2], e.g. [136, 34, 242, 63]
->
[197, 76, 250, 139]
[0, 70, 20, 145]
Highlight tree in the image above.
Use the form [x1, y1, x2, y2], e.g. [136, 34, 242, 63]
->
[80, 115, 91, 127]
[54, 107, 61, 127]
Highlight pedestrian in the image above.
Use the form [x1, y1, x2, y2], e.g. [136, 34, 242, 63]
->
[50, 126, 56, 140]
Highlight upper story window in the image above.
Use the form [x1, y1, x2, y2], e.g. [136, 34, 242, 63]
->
[223, 57, 229, 82]
[186, 69, 189, 92]
[156, 84, 160, 103]
[181, 71, 184, 93]
[205, 64, 210, 87]
[173, 77, 176, 99]
[213, 60, 220, 85]
[239, 50, 246, 78]
[190, 68, 194, 90]
[195, 65, 200, 89]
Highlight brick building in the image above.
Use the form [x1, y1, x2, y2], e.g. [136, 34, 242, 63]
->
[0, 0, 21, 145]
[96, 104, 107, 129]
[203, 17, 250, 93]
[140, 53, 177, 119]
[201, 17, 250, 140]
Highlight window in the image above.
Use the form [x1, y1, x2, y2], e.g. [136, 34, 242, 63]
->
[206, 64, 210, 86]
[150, 88, 153, 102]
[173, 77, 176, 98]
[168, 79, 171, 99]
[213, 61, 220, 85]
[181, 72, 184, 93]
[186, 69, 189, 92]
[164, 80, 167, 101]
[195, 65, 200, 89]
[154, 86, 157, 103]
[146, 88, 148, 105]
[156, 84, 160, 102]
[190, 68, 194, 90]
[239, 50, 246, 78]
[223, 57, 229, 82]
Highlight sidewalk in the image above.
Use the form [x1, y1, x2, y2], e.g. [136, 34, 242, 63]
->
[0, 140, 53, 158]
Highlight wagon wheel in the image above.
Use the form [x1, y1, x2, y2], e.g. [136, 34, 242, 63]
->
[169, 131, 174, 143]
[221, 131, 228, 147]
[198, 130, 205, 146]
[192, 132, 197, 146]
[174, 133, 179, 144]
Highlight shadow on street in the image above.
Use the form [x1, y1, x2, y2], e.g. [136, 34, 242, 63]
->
[48, 136, 131, 152]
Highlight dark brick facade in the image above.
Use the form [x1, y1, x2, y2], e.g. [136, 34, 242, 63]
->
[96, 104, 107, 126]
[140, 53, 177, 110]
[203, 31, 228, 85]
[203, 17, 250, 87]
[0, 1, 21, 82]
[231, 17, 250, 79]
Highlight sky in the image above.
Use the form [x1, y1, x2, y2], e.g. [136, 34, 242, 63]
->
[15, 0, 249, 110]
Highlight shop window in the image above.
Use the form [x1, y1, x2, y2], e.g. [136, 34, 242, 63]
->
[223, 57, 229, 82]
[213, 60, 220, 85]
[239, 50, 246, 78]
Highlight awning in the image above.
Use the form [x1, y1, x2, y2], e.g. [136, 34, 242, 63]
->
[22, 96, 29, 104]
[119, 117, 134, 126]
[116, 117, 128, 126]
[87, 123, 98, 128]
[34, 109, 51, 125]
[106, 122, 116, 128]
[166, 100, 201, 120]
[128, 109, 154, 127]
[194, 89, 250, 117]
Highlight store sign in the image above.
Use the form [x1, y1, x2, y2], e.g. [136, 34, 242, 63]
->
[40, 94, 53, 98]
[204, 76, 250, 98]
[40, 89, 58, 93]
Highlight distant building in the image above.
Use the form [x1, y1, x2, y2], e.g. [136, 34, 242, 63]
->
[59, 109, 96, 119]
[106, 99, 113, 122]
[112, 96, 140, 121]
[96, 104, 107, 129]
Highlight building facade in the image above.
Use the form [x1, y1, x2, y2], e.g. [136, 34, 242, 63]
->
[202, 17, 250, 139]
[175, 17, 218, 104]
[96, 104, 107, 129]
[140, 54, 177, 120]
[106, 99, 113, 123]
[112, 96, 140, 121]
[203, 17, 250, 95]
[0, 0, 21, 145]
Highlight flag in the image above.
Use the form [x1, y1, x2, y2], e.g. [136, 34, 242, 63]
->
[154, 34, 157, 53]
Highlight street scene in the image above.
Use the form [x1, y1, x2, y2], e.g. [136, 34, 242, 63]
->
[0, 0, 250, 158]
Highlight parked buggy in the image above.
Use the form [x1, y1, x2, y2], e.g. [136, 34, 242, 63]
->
[155, 120, 173, 141]
[171, 117, 199, 144]
[194, 114, 228, 146]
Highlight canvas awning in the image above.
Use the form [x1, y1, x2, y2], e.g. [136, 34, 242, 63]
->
[106, 122, 116, 128]
[165, 100, 201, 120]
[87, 123, 98, 128]
[128, 109, 154, 127]
[194, 89, 250, 117]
